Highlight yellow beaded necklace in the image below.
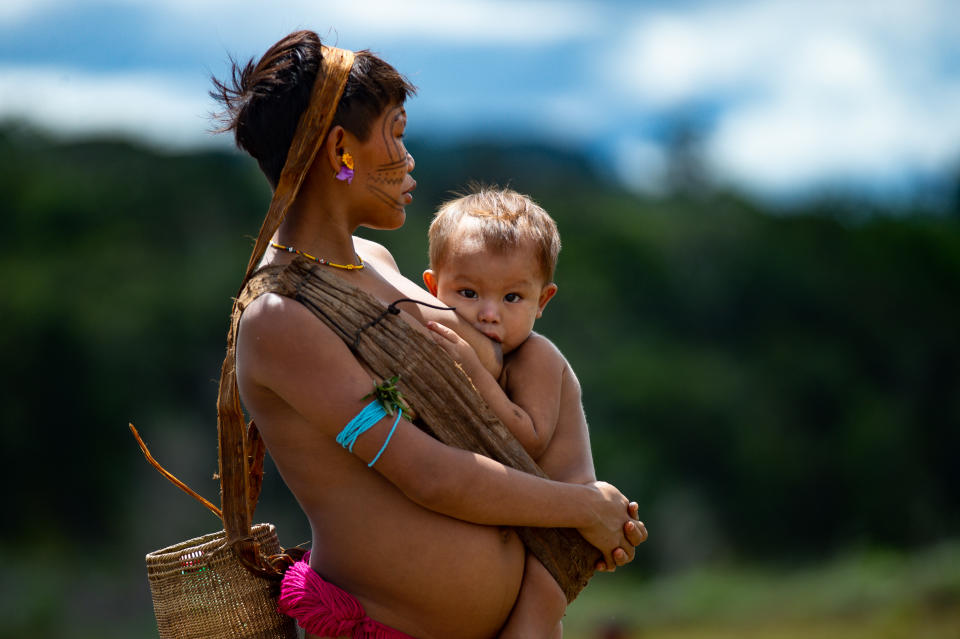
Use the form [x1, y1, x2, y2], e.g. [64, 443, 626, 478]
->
[270, 242, 364, 270]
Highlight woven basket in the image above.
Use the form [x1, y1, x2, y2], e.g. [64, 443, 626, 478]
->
[145, 524, 296, 639]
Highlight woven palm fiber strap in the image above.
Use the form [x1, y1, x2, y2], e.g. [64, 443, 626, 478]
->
[234, 257, 600, 602]
[216, 45, 355, 580]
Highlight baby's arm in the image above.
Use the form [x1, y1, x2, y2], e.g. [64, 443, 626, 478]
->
[427, 323, 563, 459]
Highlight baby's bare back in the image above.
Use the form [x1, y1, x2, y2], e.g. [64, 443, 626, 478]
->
[503, 334, 597, 485]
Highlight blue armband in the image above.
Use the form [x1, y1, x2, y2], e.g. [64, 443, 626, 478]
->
[336, 400, 404, 468]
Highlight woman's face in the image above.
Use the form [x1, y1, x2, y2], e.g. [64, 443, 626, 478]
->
[349, 103, 416, 230]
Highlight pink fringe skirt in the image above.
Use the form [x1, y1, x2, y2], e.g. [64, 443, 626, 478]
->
[278, 554, 416, 639]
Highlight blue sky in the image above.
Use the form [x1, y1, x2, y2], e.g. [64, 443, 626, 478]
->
[2, 0, 959, 204]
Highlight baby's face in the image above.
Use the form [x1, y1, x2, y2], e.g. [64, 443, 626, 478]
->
[429, 238, 555, 355]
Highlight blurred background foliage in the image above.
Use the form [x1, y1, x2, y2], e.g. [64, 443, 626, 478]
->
[1, 121, 958, 637]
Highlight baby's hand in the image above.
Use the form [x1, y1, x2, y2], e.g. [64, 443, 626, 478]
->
[426, 321, 483, 375]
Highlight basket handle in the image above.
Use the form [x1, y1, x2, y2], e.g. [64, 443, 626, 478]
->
[128, 423, 223, 520]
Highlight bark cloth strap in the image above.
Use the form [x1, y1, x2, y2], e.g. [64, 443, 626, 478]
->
[215, 44, 356, 581]
[201, 43, 596, 601]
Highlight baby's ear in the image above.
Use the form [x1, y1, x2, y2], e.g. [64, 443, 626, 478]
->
[422, 269, 439, 296]
[536, 283, 558, 318]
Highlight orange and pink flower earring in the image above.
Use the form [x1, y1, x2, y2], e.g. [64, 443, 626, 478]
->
[335, 150, 355, 184]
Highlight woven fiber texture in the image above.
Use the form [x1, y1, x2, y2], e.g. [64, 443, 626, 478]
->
[146, 524, 296, 639]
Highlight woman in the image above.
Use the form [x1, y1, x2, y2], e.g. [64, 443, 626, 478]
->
[213, 30, 646, 638]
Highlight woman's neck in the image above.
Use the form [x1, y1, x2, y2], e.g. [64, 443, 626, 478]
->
[273, 180, 360, 266]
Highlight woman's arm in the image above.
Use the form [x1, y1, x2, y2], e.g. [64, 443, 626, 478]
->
[238, 293, 637, 567]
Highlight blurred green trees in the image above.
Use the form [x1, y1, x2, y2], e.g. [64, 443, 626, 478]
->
[2, 123, 957, 570]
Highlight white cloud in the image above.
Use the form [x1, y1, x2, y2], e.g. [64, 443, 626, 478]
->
[0, 0, 59, 23]
[3, 0, 959, 201]
[18, 0, 601, 46]
[618, 0, 959, 107]
[610, 0, 960, 198]
[306, 0, 601, 44]
[707, 84, 960, 196]
[616, 3, 786, 107]
[705, 16, 960, 195]
[0, 66, 220, 149]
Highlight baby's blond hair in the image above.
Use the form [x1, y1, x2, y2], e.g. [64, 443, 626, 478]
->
[428, 186, 561, 282]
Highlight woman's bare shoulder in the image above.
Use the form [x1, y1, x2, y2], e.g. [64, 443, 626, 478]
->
[353, 235, 399, 272]
[237, 292, 350, 382]
[240, 291, 313, 336]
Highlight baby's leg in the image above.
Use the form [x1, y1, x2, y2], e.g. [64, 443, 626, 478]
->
[499, 553, 566, 639]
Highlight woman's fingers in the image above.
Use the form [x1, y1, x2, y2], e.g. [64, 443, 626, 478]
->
[595, 546, 632, 573]
[625, 502, 648, 546]
[595, 558, 614, 573]
[625, 519, 648, 546]
[599, 547, 617, 573]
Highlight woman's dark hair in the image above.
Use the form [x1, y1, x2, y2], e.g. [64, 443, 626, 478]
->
[211, 30, 416, 188]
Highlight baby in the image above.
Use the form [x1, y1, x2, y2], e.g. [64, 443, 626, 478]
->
[423, 186, 597, 638]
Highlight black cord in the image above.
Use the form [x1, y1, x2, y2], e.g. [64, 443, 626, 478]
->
[352, 298, 455, 351]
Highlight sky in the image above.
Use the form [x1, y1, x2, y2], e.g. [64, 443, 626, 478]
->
[1, 0, 959, 205]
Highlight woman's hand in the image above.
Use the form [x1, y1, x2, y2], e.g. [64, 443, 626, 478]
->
[595, 501, 648, 572]
[576, 482, 645, 571]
